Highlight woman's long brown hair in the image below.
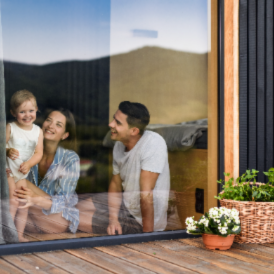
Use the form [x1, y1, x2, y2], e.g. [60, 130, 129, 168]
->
[45, 108, 77, 152]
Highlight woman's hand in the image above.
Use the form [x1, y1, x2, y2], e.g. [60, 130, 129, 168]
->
[7, 148, 19, 160]
[19, 162, 31, 175]
[14, 186, 37, 209]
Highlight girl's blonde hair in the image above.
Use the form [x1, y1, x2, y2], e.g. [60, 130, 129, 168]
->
[10, 89, 37, 113]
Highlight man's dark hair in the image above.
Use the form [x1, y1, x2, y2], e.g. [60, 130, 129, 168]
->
[119, 101, 150, 135]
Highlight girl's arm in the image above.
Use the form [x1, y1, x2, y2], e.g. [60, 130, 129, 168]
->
[19, 129, 44, 174]
[6, 124, 19, 159]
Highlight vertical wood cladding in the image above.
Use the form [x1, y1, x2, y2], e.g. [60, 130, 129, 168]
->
[239, 0, 274, 182]
[219, 0, 225, 187]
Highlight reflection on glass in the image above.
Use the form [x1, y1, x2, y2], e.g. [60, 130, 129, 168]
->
[2, 0, 209, 243]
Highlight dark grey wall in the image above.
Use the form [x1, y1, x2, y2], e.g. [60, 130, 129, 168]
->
[239, 0, 273, 182]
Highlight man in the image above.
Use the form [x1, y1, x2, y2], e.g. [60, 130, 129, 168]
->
[106, 101, 170, 234]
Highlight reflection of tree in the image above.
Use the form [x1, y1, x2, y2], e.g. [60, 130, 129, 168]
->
[4, 58, 110, 127]
[4, 58, 110, 193]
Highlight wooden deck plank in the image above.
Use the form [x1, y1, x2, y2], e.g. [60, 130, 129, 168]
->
[0, 259, 27, 274]
[13, 214, 71, 241]
[25, 233, 66, 241]
[153, 240, 264, 274]
[124, 242, 234, 274]
[183, 238, 274, 268]
[2, 237, 274, 274]
[0, 223, 41, 243]
[17, 208, 96, 236]
[95, 245, 196, 274]
[66, 248, 156, 274]
[233, 243, 274, 259]
[2, 254, 69, 274]
[22, 231, 96, 242]
[180, 238, 274, 273]
[35, 250, 112, 274]
[260, 243, 274, 249]
[15, 214, 67, 235]
[78, 193, 182, 231]
[56, 232, 95, 238]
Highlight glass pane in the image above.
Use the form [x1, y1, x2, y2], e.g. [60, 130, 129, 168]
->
[1, 0, 214, 243]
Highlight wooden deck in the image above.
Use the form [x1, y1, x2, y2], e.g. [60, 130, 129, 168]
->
[1, 238, 274, 273]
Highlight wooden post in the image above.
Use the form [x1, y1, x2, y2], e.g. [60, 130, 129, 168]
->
[224, 0, 239, 180]
[207, 0, 219, 208]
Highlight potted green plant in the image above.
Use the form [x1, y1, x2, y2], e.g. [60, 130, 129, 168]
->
[185, 207, 241, 250]
[215, 169, 274, 243]
[263, 167, 274, 185]
[216, 169, 274, 202]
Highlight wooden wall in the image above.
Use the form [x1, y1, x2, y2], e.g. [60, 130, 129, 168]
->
[224, 0, 239, 181]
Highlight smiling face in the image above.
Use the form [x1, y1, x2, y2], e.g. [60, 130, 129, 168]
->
[108, 110, 133, 143]
[12, 99, 37, 129]
[42, 111, 69, 143]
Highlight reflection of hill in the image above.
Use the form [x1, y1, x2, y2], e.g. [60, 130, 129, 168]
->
[110, 46, 208, 124]
[4, 58, 110, 131]
[5, 46, 208, 127]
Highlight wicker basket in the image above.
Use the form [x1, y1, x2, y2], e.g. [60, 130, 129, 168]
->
[220, 199, 274, 243]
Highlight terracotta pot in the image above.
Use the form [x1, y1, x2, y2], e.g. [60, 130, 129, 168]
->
[202, 234, 235, 250]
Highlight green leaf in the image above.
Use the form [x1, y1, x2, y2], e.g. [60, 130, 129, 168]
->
[220, 215, 226, 225]
[188, 231, 202, 235]
[261, 191, 271, 197]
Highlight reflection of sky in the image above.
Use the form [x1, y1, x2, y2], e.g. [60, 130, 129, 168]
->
[1, 0, 208, 65]
[111, 0, 208, 56]
[1, 0, 111, 64]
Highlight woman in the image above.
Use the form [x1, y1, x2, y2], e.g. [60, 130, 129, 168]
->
[12, 109, 94, 236]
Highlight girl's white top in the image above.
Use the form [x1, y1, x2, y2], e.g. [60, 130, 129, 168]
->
[6, 122, 41, 183]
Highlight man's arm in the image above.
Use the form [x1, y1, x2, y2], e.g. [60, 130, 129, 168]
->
[107, 174, 123, 235]
[140, 170, 159, 232]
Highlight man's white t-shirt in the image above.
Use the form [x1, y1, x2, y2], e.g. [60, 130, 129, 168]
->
[113, 130, 170, 231]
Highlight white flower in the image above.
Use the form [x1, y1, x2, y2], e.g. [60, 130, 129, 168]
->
[186, 207, 240, 236]
[185, 217, 195, 225]
[232, 225, 239, 232]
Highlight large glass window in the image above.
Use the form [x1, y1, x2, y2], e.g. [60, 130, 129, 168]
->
[1, 0, 216, 243]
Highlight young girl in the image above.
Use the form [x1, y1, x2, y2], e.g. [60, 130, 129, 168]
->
[6, 90, 43, 242]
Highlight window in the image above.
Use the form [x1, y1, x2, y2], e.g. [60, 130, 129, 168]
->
[1, 0, 217, 245]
